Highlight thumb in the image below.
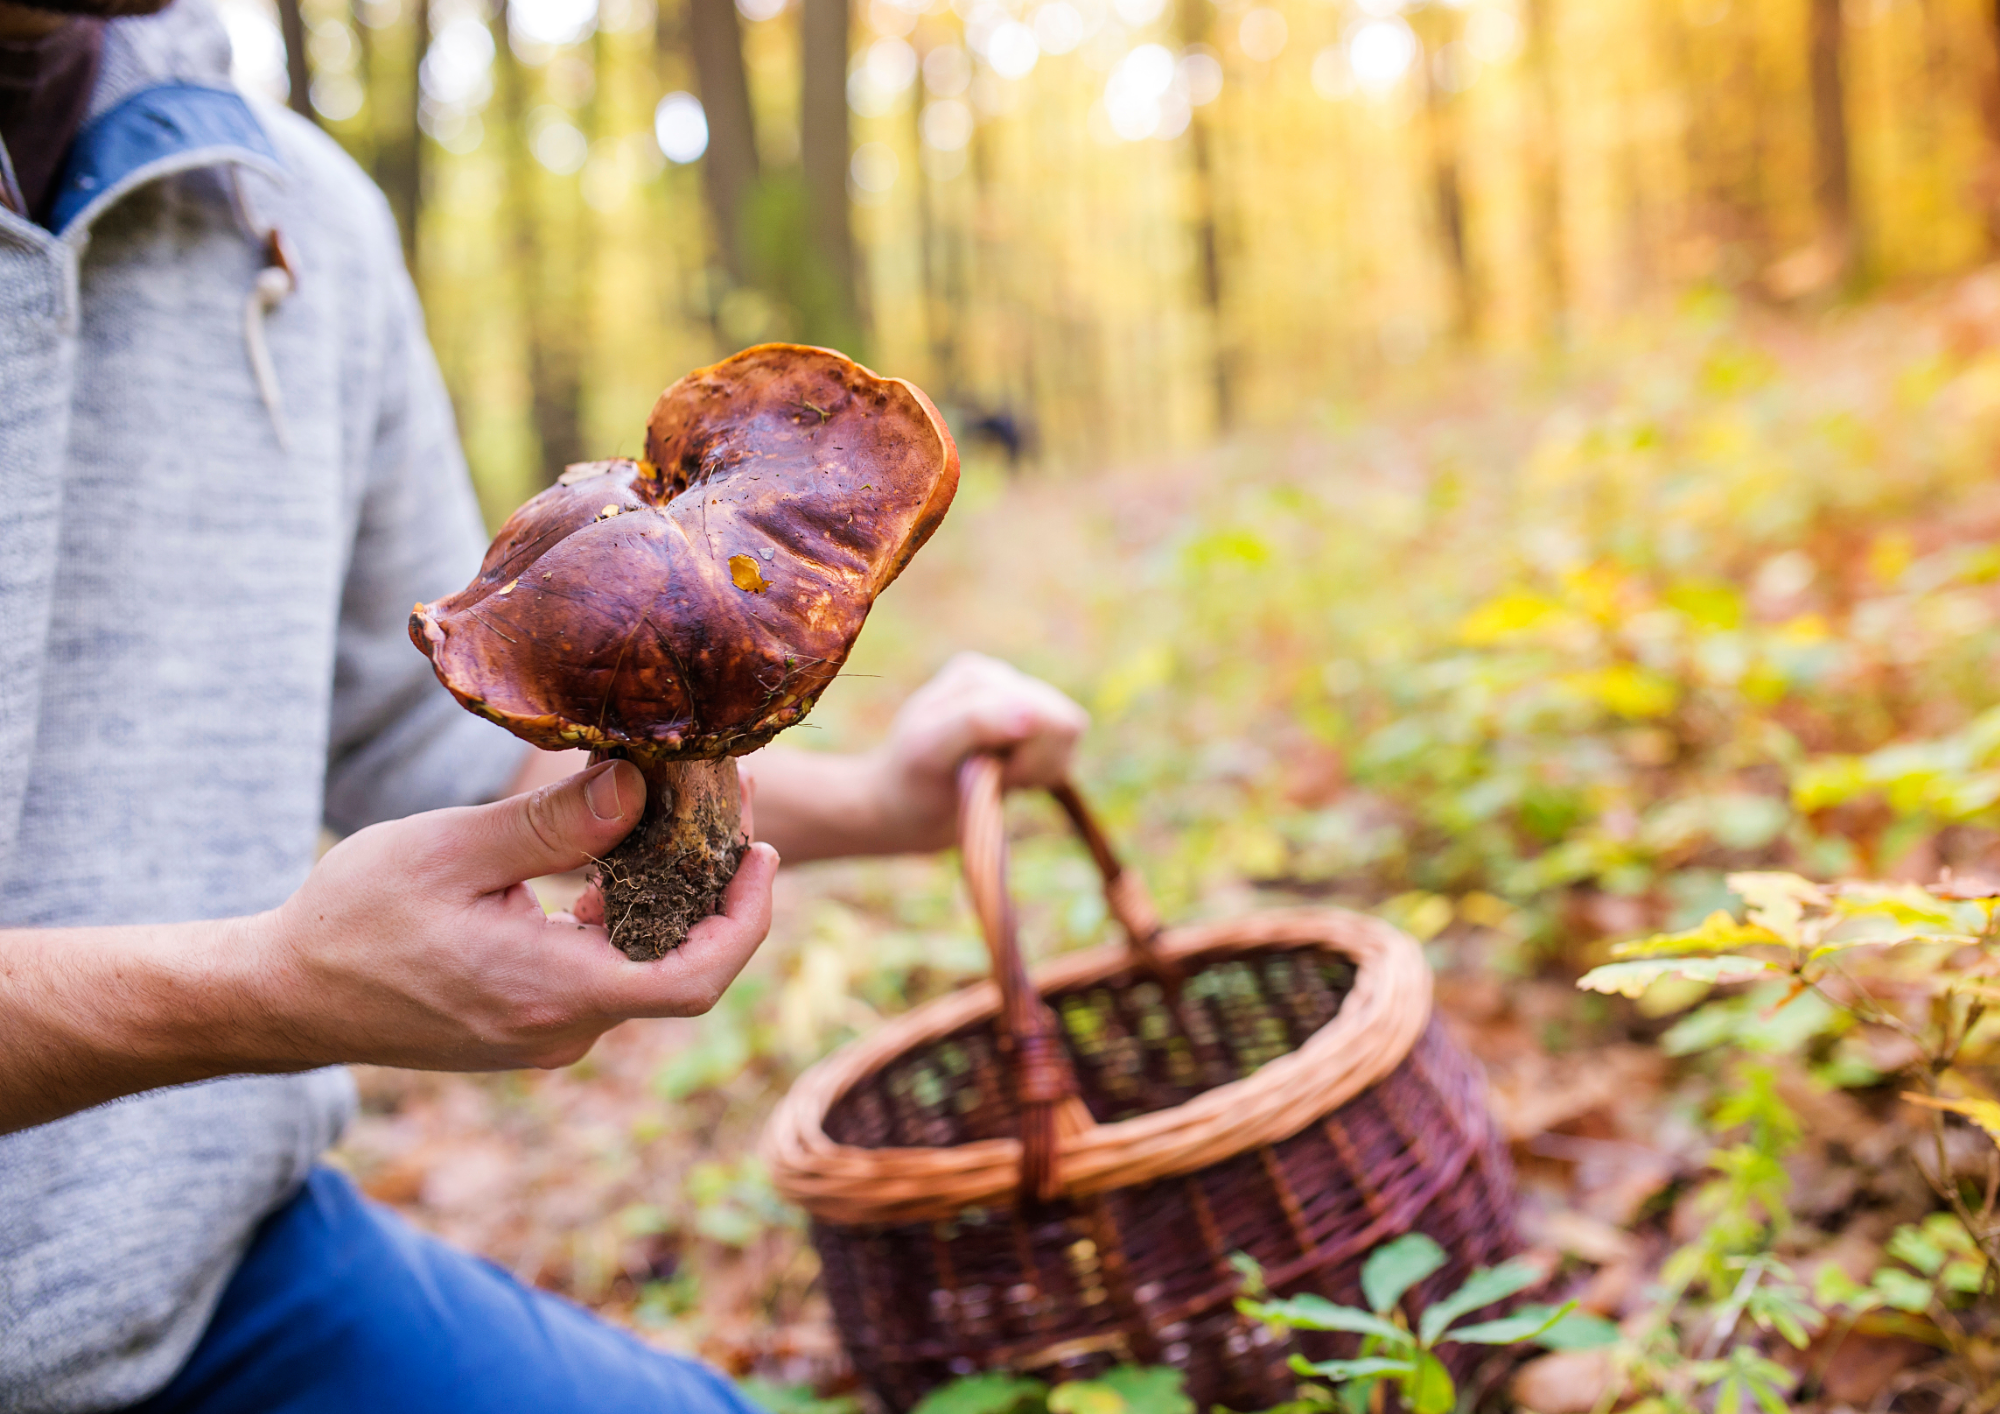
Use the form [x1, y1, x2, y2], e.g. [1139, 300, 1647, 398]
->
[451, 759, 646, 893]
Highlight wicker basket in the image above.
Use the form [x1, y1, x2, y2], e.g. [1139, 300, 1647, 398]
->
[763, 757, 1522, 1412]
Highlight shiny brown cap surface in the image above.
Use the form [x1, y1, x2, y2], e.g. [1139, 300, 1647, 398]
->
[411, 344, 959, 758]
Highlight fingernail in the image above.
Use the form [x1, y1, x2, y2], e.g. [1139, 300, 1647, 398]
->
[586, 762, 625, 821]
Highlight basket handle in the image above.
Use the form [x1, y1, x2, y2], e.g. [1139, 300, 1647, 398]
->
[1047, 781, 1179, 989]
[956, 754, 1178, 1203]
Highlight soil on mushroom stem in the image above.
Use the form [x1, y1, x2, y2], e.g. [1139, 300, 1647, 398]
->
[593, 755, 747, 960]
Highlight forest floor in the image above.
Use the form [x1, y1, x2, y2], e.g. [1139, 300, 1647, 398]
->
[332, 280, 2000, 1413]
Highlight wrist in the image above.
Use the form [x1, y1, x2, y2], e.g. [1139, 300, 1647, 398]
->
[201, 906, 327, 1073]
[851, 746, 904, 846]
[854, 745, 958, 855]
[800, 752, 916, 864]
[746, 744, 926, 861]
[99, 911, 318, 1080]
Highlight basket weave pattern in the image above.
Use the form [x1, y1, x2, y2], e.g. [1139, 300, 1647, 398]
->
[764, 759, 1521, 1411]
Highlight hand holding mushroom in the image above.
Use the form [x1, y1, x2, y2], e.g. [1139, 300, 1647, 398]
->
[413, 345, 960, 959]
[257, 763, 781, 1074]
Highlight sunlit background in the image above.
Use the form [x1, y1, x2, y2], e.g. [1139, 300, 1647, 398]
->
[218, 0, 2000, 516]
[250, 0, 2000, 1385]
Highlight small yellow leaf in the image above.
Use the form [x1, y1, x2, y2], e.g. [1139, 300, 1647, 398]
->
[1611, 910, 1782, 959]
[729, 553, 771, 593]
[497, 578, 518, 596]
[1047, 1383, 1125, 1414]
[1577, 955, 1777, 998]
[1902, 1093, 2000, 1150]
[1574, 662, 1679, 719]
[1727, 871, 1828, 946]
[1459, 588, 1566, 645]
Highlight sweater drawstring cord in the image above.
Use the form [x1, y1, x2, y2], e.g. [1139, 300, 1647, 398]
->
[243, 228, 297, 452]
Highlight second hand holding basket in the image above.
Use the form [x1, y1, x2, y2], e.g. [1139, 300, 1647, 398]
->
[764, 756, 1523, 1410]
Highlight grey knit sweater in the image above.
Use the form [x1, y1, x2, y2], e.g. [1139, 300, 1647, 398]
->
[0, 4, 527, 1407]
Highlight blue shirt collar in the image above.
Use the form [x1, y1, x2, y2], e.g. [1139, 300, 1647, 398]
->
[49, 82, 282, 237]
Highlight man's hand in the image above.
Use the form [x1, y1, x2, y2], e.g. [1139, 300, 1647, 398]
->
[747, 652, 1089, 861]
[866, 651, 1091, 849]
[0, 761, 778, 1134]
[259, 760, 777, 1071]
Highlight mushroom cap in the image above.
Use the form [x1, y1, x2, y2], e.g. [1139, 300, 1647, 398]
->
[410, 344, 960, 759]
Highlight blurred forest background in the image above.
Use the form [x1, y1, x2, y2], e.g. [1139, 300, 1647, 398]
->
[200, 0, 2000, 1406]
[222, 0, 2000, 510]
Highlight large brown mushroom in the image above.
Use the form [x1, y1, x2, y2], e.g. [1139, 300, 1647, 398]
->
[411, 344, 960, 958]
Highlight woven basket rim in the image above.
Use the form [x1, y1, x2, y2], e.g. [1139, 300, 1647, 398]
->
[761, 906, 1433, 1225]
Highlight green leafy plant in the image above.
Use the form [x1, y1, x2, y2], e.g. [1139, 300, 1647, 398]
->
[1235, 1236, 1616, 1414]
[1579, 870, 2000, 1269]
[683, 1155, 796, 1248]
[1656, 1066, 1812, 1322]
[1812, 1213, 1995, 1409]
[1815, 1213, 1989, 1322]
[1580, 870, 2000, 1407]
[741, 1379, 864, 1414]
[1636, 1345, 1802, 1414]
[907, 1365, 1194, 1414]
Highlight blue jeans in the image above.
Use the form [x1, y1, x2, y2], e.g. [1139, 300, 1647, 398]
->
[130, 1167, 765, 1414]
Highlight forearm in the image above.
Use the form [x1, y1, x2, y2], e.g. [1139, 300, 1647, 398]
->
[1, 751, 590, 1137]
[0, 766, 778, 1138]
[747, 745, 940, 862]
[0, 915, 297, 1136]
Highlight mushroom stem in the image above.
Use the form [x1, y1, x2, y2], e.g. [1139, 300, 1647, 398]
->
[590, 753, 746, 960]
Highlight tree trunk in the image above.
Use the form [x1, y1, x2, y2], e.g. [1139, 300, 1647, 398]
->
[799, 0, 860, 347]
[353, 11, 376, 167]
[1978, 0, 2000, 248]
[1523, 0, 1565, 336]
[375, 0, 429, 266]
[570, 24, 606, 446]
[1417, 14, 1475, 341]
[494, 0, 586, 483]
[1656, 0, 1713, 278]
[1176, 0, 1230, 430]
[1186, 114, 1229, 427]
[1722, 14, 1772, 272]
[1807, 0, 1855, 277]
[406, 0, 428, 264]
[914, 96, 958, 397]
[276, 0, 316, 124]
[685, 0, 760, 281]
